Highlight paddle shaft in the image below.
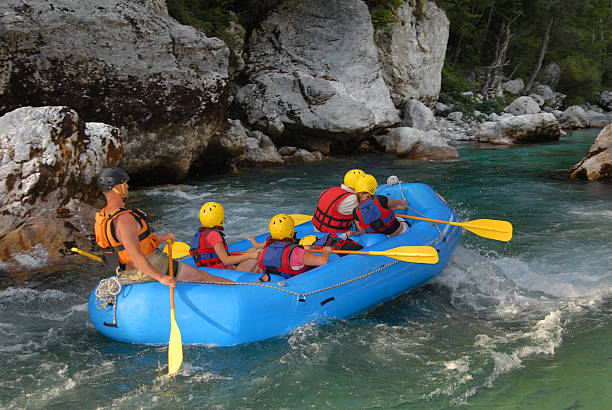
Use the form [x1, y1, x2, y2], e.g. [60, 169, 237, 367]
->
[396, 214, 465, 227]
[70, 247, 102, 263]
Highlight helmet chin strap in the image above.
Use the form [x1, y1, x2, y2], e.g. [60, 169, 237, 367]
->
[112, 183, 127, 199]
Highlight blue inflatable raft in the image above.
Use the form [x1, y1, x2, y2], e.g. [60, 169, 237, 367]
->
[88, 183, 461, 346]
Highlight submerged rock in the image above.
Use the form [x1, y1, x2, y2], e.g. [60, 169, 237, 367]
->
[569, 123, 612, 181]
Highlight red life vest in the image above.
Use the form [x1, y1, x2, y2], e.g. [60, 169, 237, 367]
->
[258, 240, 308, 278]
[312, 233, 362, 252]
[189, 228, 228, 268]
[354, 197, 398, 235]
[312, 186, 355, 233]
[94, 207, 159, 270]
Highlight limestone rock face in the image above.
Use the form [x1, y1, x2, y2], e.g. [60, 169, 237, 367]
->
[477, 113, 561, 144]
[569, 123, 612, 181]
[236, 0, 399, 147]
[0, 106, 121, 269]
[0, 0, 230, 184]
[375, 1, 449, 107]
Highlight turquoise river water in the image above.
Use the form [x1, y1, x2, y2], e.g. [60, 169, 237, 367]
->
[0, 129, 610, 409]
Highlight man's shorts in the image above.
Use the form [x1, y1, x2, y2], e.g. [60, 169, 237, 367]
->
[120, 249, 181, 282]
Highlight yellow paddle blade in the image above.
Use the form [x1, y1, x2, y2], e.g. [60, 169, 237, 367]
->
[289, 214, 313, 226]
[460, 219, 513, 242]
[163, 241, 191, 259]
[367, 246, 439, 264]
[168, 307, 183, 375]
[396, 214, 513, 242]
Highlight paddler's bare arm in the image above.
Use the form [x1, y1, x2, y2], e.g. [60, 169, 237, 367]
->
[115, 213, 176, 288]
[214, 242, 260, 266]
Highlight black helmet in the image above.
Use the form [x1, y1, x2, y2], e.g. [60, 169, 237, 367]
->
[97, 167, 129, 192]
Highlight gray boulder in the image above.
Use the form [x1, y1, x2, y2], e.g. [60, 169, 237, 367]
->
[557, 106, 589, 129]
[504, 96, 541, 115]
[476, 113, 561, 144]
[540, 62, 561, 88]
[374, 1, 449, 106]
[236, 0, 399, 146]
[240, 131, 284, 167]
[502, 78, 524, 95]
[401, 99, 436, 131]
[0, 0, 230, 183]
[374, 128, 458, 160]
[569, 123, 612, 181]
[599, 91, 612, 111]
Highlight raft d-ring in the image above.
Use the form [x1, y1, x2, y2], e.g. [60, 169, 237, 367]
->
[297, 295, 306, 303]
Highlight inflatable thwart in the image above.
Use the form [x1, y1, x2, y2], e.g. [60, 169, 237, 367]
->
[88, 182, 462, 346]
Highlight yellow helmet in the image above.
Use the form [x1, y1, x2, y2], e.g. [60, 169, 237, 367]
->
[199, 202, 224, 228]
[299, 235, 318, 246]
[269, 214, 295, 240]
[344, 169, 365, 190]
[355, 174, 377, 195]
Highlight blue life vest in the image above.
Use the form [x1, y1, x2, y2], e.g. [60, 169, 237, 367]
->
[354, 197, 397, 235]
[258, 241, 308, 279]
[189, 228, 227, 268]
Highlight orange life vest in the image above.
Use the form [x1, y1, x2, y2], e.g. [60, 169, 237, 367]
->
[94, 207, 159, 268]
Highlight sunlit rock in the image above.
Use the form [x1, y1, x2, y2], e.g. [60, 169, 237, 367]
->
[374, 1, 449, 107]
[569, 123, 612, 181]
[236, 0, 399, 147]
[477, 113, 561, 144]
[0, 106, 120, 270]
[374, 127, 458, 160]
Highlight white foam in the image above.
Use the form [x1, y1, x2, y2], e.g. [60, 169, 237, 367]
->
[11, 243, 49, 269]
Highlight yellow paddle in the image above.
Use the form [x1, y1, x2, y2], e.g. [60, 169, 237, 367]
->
[304, 246, 439, 264]
[396, 214, 513, 242]
[288, 214, 313, 226]
[167, 240, 183, 375]
[70, 247, 102, 263]
[163, 241, 191, 259]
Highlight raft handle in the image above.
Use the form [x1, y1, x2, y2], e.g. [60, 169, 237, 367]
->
[320, 297, 335, 306]
[103, 322, 118, 328]
[297, 295, 306, 302]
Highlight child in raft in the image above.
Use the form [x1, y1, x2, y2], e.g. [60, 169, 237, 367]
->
[352, 174, 409, 237]
[257, 214, 331, 282]
[189, 202, 261, 272]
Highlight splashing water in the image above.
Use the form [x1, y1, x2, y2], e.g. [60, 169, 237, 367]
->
[0, 129, 610, 408]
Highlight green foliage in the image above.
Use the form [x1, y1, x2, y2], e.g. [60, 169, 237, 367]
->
[439, 0, 612, 106]
[557, 55, 601, 105]
[365, 0, 406, 29]
[167, 0, 236, 43]
[441, 65, 472, 94]
[439, 91, 509, 120]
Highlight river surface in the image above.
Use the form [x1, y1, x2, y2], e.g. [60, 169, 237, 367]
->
[0, 129, 610, 409]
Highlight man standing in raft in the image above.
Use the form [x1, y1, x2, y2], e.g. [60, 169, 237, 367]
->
[312, 169, 365, 233]
[94, 168, 233, 287]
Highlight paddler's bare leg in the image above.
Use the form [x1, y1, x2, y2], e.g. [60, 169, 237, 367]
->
[176, 262, 234, 284]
